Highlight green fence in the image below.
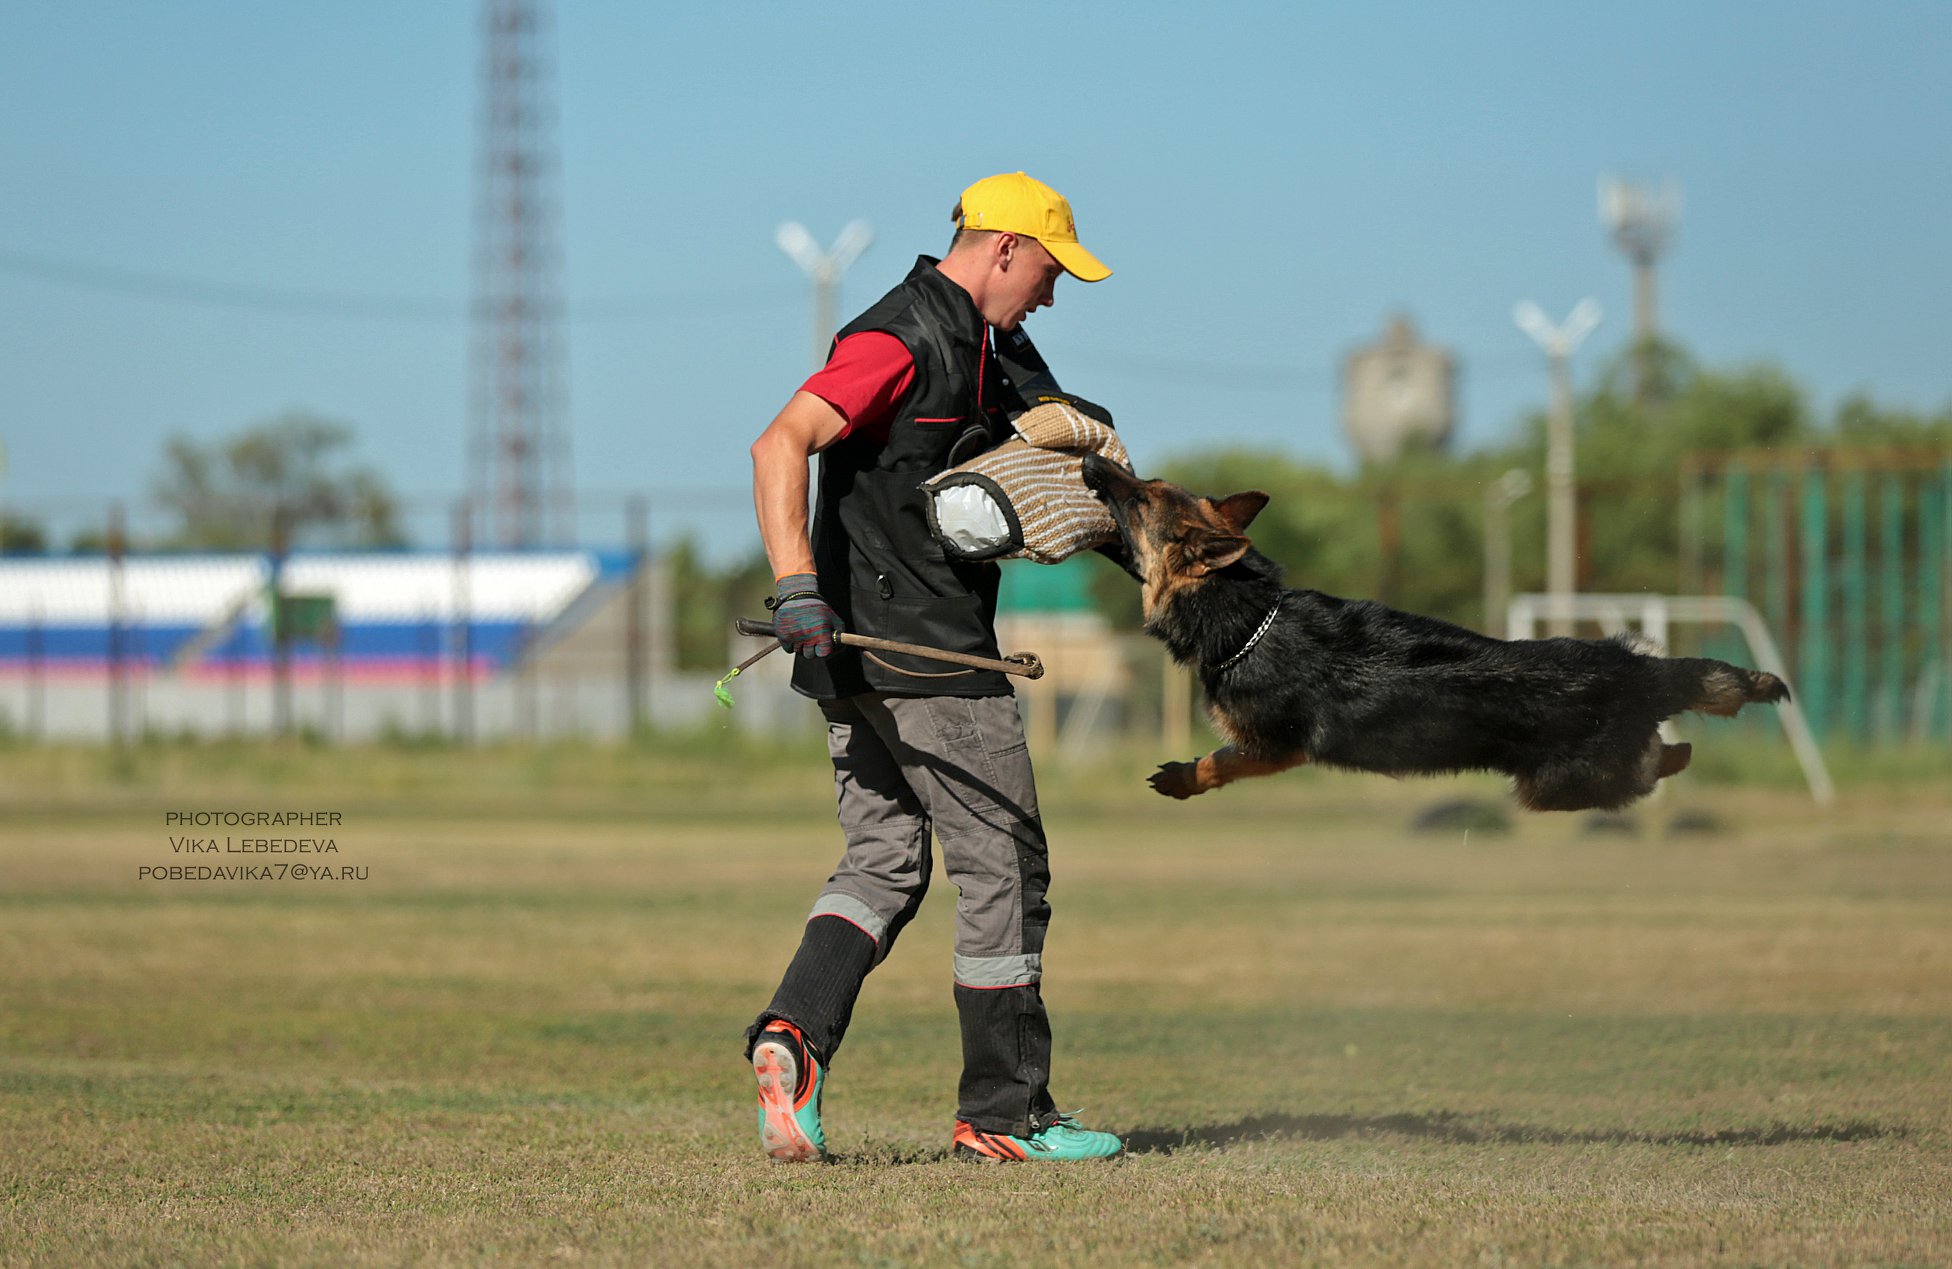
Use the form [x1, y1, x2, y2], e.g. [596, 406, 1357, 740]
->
[1686, 449, 1951, 742]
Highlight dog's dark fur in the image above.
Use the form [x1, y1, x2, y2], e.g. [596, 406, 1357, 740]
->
[1081, 454, 1789, 811]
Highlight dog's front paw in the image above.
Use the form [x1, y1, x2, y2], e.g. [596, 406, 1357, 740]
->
[1148, 761, 1203, 799]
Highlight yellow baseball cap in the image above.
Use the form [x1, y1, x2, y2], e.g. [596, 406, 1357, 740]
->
[953, 171, 1112, 282]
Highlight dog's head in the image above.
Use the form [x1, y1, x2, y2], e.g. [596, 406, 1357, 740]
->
[1082, 453, 1269, 619]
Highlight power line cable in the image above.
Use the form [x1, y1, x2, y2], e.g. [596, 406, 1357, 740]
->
[0, 246, 794, 323]
[2, 246, 1560, 390]
[1055, 342, 1547, 393]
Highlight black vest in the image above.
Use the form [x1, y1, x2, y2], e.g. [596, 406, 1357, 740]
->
[793, 257, 1023, 699]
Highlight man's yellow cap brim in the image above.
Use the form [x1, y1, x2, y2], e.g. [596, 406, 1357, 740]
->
[1045, 238, 1112, 283]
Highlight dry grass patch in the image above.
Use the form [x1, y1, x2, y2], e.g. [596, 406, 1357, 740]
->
[2, 749, 1948, 1265]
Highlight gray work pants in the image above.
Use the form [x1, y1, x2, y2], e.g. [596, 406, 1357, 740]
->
[760, 690, 1058, 1135]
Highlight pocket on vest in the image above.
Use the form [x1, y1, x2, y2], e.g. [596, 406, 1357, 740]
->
[875, 593, 995, 672]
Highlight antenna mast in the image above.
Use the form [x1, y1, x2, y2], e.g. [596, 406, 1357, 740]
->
[471, 0, 570, 547]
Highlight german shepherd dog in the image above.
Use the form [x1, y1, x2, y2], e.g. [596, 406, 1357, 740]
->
[1080, 454, 1789, 811]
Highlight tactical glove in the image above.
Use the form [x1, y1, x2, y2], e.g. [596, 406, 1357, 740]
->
[767, 573, 842, 658]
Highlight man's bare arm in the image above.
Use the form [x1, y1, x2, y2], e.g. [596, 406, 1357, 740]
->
[750, 391, 850, 581]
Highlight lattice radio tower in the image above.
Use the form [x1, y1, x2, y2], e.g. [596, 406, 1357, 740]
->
[470, 0, 570, 548]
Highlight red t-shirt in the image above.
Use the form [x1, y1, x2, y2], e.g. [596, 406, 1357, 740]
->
[799, 331, 917, 446]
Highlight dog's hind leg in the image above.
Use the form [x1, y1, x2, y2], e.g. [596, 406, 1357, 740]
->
[1149, 745, 1309, 799]
[1516, 735, 1672, 812]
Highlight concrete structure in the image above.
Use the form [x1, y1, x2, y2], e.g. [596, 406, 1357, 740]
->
[1342, 315, 1455, 464]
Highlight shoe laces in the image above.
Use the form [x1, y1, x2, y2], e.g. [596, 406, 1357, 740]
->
[1033, 1108, 1087, 1135]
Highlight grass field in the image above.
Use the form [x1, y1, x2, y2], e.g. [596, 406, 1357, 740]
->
[2, 738, 1950, 1266]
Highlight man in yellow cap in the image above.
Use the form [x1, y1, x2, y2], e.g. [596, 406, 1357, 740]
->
[744, 172, 1125, 1164]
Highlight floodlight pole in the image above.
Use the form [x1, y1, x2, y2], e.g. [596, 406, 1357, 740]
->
[777, 220, 874, 371]
[1514, 300, 1602, 636]
[1483, 468, 1533, 638]
[271, 504, 292, 739]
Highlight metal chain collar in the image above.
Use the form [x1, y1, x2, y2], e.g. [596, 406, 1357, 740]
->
[1210, 598, 1283, 675]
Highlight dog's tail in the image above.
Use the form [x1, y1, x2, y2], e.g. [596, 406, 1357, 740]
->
[1663, 657, 1791, 718]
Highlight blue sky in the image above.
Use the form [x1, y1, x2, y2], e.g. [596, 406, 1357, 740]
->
[2, 1, 1947, 552]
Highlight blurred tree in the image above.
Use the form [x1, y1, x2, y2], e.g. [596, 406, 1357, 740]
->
[1148, 446, 1492, 630]
[152, 412, 404, 550]
[1160, 448, 1377, 594]
[1, 514, 47, 553]
[664, 534, 773, 671]
[1109, 341, 1919, 635]
[1509, 347, 1814, 598]
[1832, 392, 1952, 447]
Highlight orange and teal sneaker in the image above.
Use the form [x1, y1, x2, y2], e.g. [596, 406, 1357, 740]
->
[953, 1112, 1123, 1163]
[752, 1020, 826, 1162]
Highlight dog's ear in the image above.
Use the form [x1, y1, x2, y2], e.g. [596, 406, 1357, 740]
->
[1213, 491, 1269, 534]
[1186, 529, 1251, 576]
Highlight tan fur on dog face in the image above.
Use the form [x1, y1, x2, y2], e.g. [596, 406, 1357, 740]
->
[1092, 469, 1269, 622]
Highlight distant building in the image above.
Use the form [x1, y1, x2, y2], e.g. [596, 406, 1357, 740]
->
[1342, 315, 1456, 463]
[0, 549, 671, 741]
[0, 551, 630, 676]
